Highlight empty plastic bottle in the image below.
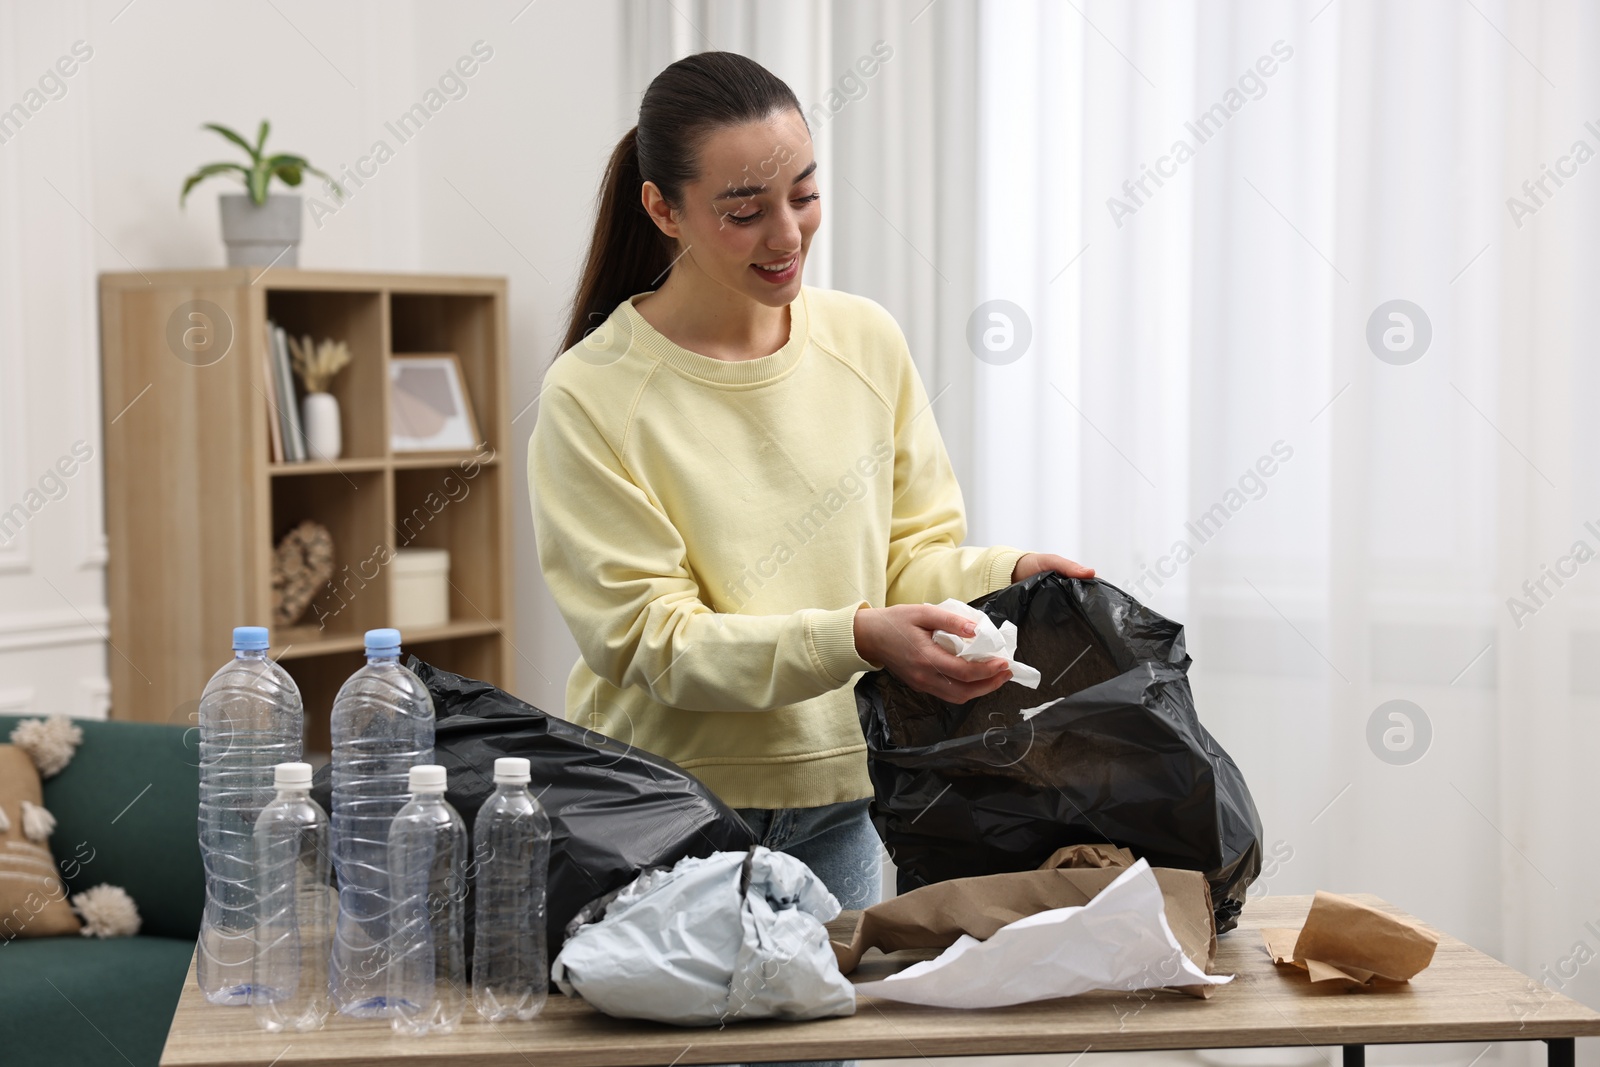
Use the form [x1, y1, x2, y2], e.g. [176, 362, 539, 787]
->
[329, 628, 435, 1017]
[387, 764, 467, 1035]
[251, 762, 332, 1032]
[197, 625, 303, 1005]
[471, 756, 551, 1021]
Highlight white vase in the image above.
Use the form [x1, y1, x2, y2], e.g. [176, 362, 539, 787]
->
[301, 392, 342, 461]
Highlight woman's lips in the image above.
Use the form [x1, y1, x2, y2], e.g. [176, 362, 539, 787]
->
[750, 255, 798, 284]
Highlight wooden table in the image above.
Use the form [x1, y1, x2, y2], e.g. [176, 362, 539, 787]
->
[159, 893, 1600, 1067]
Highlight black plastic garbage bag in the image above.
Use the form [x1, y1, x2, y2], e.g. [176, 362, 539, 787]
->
[855, 573, 1263, 932]
[311, 658, 756, 959]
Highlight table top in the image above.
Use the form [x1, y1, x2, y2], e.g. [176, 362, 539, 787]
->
[159, 893, 1600, 1067]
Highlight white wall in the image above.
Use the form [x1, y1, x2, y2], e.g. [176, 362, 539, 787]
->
[0, 0, 621, 718]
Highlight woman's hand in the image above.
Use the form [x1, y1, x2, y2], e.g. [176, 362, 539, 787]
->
[1012, 552, 1095, 583]
[852, 604, 1012, 704]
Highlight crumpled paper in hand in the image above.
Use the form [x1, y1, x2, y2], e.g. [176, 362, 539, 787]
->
[928, 598, 1041, 688]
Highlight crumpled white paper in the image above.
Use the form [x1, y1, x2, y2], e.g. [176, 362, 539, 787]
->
[852, 858, 1232, 1009]
[928, 598, 1041, 688]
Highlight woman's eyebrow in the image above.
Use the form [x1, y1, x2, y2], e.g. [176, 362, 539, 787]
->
[713, 159, 819, 201]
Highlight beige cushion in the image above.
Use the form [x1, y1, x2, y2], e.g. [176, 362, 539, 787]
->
[0, 744, 80, 939]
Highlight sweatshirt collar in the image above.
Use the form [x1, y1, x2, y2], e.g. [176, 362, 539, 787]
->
[621, 286, 809, 387]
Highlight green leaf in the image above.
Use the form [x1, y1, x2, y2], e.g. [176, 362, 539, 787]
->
[254, 119, 270, 155]
[179, 161, 250, 206]
[302, 164, 346, 202]
[202, 122, 259, 164]
[273, 163, 304, 187]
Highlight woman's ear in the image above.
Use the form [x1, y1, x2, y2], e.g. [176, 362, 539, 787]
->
[640, 180, 682, 240]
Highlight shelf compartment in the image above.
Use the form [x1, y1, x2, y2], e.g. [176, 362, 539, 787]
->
[389, 291, 502, 452]
[391, 463, 503, 624]
[279, 653, 356, 756]
[269, 468, 390, 642]
[264, 289, 386, 462]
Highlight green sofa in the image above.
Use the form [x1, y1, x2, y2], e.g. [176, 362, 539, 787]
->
[0, 716, 204, 1067]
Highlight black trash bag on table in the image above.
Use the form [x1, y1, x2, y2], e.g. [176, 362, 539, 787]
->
[311, 658, 757, 961]
[855, 572, 1263, 933]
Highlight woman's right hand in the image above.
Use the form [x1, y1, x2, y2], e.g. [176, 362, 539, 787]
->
[852, 604, 1013, 704]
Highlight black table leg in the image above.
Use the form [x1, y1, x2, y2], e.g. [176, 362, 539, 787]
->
[1344, 1045, 1365, 1067]
[1546, 1038, 1575, 1067]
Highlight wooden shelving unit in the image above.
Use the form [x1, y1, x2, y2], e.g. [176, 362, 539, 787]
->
[99, 269, 515, 753]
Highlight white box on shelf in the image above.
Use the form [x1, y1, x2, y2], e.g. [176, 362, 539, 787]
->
[392, 548, 450, 629]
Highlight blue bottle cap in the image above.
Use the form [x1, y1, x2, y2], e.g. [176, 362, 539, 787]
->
[232, 626, 269, 651]
[364, 628, 401, 654]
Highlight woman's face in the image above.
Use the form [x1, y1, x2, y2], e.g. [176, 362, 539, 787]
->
[643, 107, 819, 307]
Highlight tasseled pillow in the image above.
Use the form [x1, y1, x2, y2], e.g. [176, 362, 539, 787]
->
[3, 717, 139, 940]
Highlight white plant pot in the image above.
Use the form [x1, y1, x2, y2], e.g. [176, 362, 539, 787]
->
[218, 192, 302, 267]
[301, 392, 342, 461]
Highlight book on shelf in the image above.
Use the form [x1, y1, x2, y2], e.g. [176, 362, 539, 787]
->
[268, 320, 306, 462]
[261, 320, 284, 463]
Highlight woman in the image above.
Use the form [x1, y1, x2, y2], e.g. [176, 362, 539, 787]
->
[528, 51, 1093, 921]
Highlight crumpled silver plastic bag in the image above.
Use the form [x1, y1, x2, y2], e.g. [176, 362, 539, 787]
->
[551, 845, 857, 1026]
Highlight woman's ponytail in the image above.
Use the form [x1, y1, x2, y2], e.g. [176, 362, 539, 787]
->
[556, 52, 806, 361]
[559, 127, 673, 355]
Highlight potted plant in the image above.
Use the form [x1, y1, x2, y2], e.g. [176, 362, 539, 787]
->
[180, 120, 342, 267]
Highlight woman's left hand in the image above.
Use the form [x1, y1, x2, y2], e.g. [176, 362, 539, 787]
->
[1012, 552, 1095, 583]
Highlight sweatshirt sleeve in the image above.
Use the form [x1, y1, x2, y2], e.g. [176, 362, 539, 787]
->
[528, 380, 878, 713]
[881, 318, 1028, 608]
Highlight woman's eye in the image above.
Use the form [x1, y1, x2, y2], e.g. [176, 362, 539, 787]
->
[726, 193, 820, 226]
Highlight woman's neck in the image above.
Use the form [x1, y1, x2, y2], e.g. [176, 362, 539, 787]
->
[633, 267, 791, 363]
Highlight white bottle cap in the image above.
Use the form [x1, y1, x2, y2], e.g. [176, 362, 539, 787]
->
[409, 764, 447, 793]
[493, 757, 531, 784]
[274, 762, 313, 789]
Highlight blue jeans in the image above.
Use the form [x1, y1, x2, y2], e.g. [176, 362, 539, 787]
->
[729, 798, 882, 1067]
[733, 797, 884, 911]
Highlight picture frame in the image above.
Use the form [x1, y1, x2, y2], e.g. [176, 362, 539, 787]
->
[389, 353, 481, 453]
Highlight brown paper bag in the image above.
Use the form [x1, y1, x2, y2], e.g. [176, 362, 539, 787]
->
[1263, 890, 1438, 984]
[831, 843, 1218, 995]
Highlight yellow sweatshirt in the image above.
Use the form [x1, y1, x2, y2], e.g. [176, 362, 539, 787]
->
[527, 284, 1026, 810]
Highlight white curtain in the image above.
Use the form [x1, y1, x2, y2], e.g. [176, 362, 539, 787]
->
[974, 3, 1599, 1064]
[621, 3, 1600, 1061]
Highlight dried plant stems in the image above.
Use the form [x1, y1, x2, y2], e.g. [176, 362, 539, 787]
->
[288, 334, 352, 394]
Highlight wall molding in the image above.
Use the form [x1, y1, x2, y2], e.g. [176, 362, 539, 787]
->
[0, 607, 109, 653]
[0, 686, 36, 716]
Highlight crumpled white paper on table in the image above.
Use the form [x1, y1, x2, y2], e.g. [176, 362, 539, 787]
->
[928, 598, 1041, 688]
[852, 858, 1233, 1009]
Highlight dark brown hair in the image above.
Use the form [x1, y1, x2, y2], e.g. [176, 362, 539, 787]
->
[558, 51, 806, 356]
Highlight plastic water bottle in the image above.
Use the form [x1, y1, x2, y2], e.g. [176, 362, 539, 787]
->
[387, 764, 467, 1035]
[251, 762, 331, 1032]
[471, 756, 551, 1021]
[197, 625, 303, 1005]
[329, 628, 435, 1017]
